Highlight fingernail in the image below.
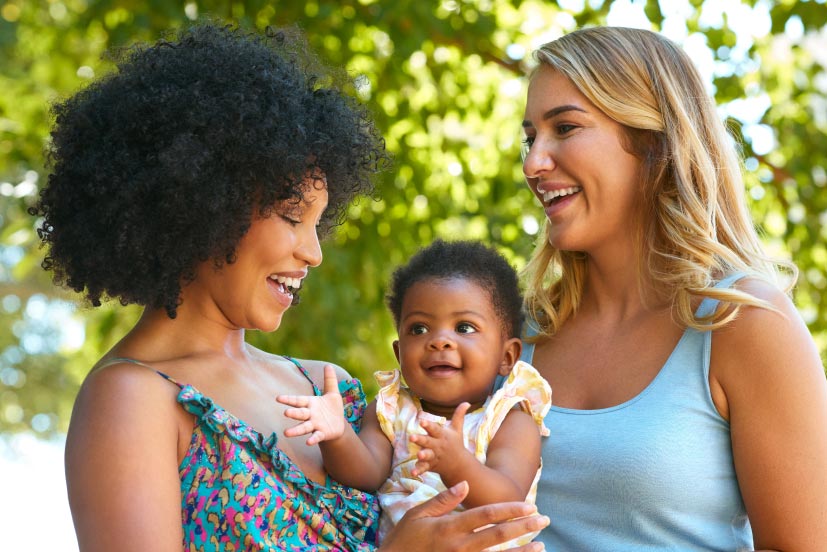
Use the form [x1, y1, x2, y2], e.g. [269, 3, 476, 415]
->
[448, 482, 464, 496]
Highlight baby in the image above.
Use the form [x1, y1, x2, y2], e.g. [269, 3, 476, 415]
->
[278, 239, 551, 547]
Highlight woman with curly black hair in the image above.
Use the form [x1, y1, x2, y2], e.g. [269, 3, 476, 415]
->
[31, 22, 548, 552]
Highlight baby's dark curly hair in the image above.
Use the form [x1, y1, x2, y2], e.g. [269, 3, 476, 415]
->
[386, 239, 523, 338]
[30, 22, 387, 317]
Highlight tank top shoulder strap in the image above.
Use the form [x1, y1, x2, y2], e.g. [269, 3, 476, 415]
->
[96, 357, 182, 388]
[281, 355, 322, 396]
[694, 273, 748, 318]
[519, 318, 540, 365]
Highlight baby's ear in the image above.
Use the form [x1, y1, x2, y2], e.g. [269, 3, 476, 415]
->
[498, 337, 522, 376]
[392, 340, 401, 364]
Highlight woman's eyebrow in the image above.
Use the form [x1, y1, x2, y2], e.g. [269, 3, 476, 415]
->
[522, 104, 587, 128]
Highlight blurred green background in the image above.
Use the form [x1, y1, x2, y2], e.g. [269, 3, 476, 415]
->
[2, 0, 826, 445]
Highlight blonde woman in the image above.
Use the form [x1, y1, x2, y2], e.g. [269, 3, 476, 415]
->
[519, 26, 827, 550]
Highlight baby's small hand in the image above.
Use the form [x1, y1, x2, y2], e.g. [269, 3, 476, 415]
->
[410, 402, 471, 478]
[276, 364, 345, 446]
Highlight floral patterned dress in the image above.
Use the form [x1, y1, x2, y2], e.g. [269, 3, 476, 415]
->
[114, 356, 379, 551]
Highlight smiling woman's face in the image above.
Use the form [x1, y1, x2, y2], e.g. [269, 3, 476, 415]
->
[184, 179, 328, 333]
[522, 65, 644, 256]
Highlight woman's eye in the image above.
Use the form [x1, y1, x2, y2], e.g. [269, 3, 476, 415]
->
[280, 215, 301, 226]
[456, 323, 477, 334]
[521, 136, 535, 161]
[557, 124, 577, 135]
[410, 324, 428, 335]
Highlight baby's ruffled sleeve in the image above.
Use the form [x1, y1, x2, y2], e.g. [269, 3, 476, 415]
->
[475, 361, 552, 457]
[373, 369, 402, 441]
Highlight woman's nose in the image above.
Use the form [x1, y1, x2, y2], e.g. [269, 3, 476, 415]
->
[298, 227, 323, 267]
[522, 137, 556, 180]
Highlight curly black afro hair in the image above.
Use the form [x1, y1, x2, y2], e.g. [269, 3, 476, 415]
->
[30, 22, 387, 317]
[386, 239, 524, 338]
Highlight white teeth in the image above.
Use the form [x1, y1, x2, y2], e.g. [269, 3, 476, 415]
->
[542, 186, 582, 203]
[269, 275, 302, 290]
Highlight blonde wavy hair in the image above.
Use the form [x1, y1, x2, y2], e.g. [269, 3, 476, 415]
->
[522, 26, 795, 336]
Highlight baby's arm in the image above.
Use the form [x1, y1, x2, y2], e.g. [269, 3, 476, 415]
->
[277, 365, 392, 491]
[411, 405, 541, 509]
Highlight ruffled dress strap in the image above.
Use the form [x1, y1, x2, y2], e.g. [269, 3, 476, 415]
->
[476, 361, 552, 458]
[97, 356, 182, 387]
[282, 355, 321, 394]
[283, 355, 368, 431]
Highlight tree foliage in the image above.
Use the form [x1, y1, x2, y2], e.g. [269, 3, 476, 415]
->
[1, 0, 826, 437]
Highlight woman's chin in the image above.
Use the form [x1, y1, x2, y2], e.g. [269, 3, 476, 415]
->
[251, 313, 285, 333]
[547, 224, 594, 253]
[548, 233, 581, 252]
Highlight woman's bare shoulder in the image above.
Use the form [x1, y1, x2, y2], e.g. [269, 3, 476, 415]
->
[66, 358, 186, 550]
[711, 276, 823, 400]
[717, 276, 808, 347]
[82, 357, 181, 402]
[70, 358, 183, 447]
[711, 282, 827, 547]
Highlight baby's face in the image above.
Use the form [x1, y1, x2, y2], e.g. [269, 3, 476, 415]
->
[393, 277, 515, 417]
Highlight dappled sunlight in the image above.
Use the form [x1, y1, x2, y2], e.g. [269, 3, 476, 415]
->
[2, 0, 826, 548]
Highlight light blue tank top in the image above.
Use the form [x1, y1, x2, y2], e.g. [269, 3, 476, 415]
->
[521, 274, 753, 550]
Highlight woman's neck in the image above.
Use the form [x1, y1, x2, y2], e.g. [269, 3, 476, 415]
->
[113, 306, 250, 363]
[579, 242, 664, 324]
